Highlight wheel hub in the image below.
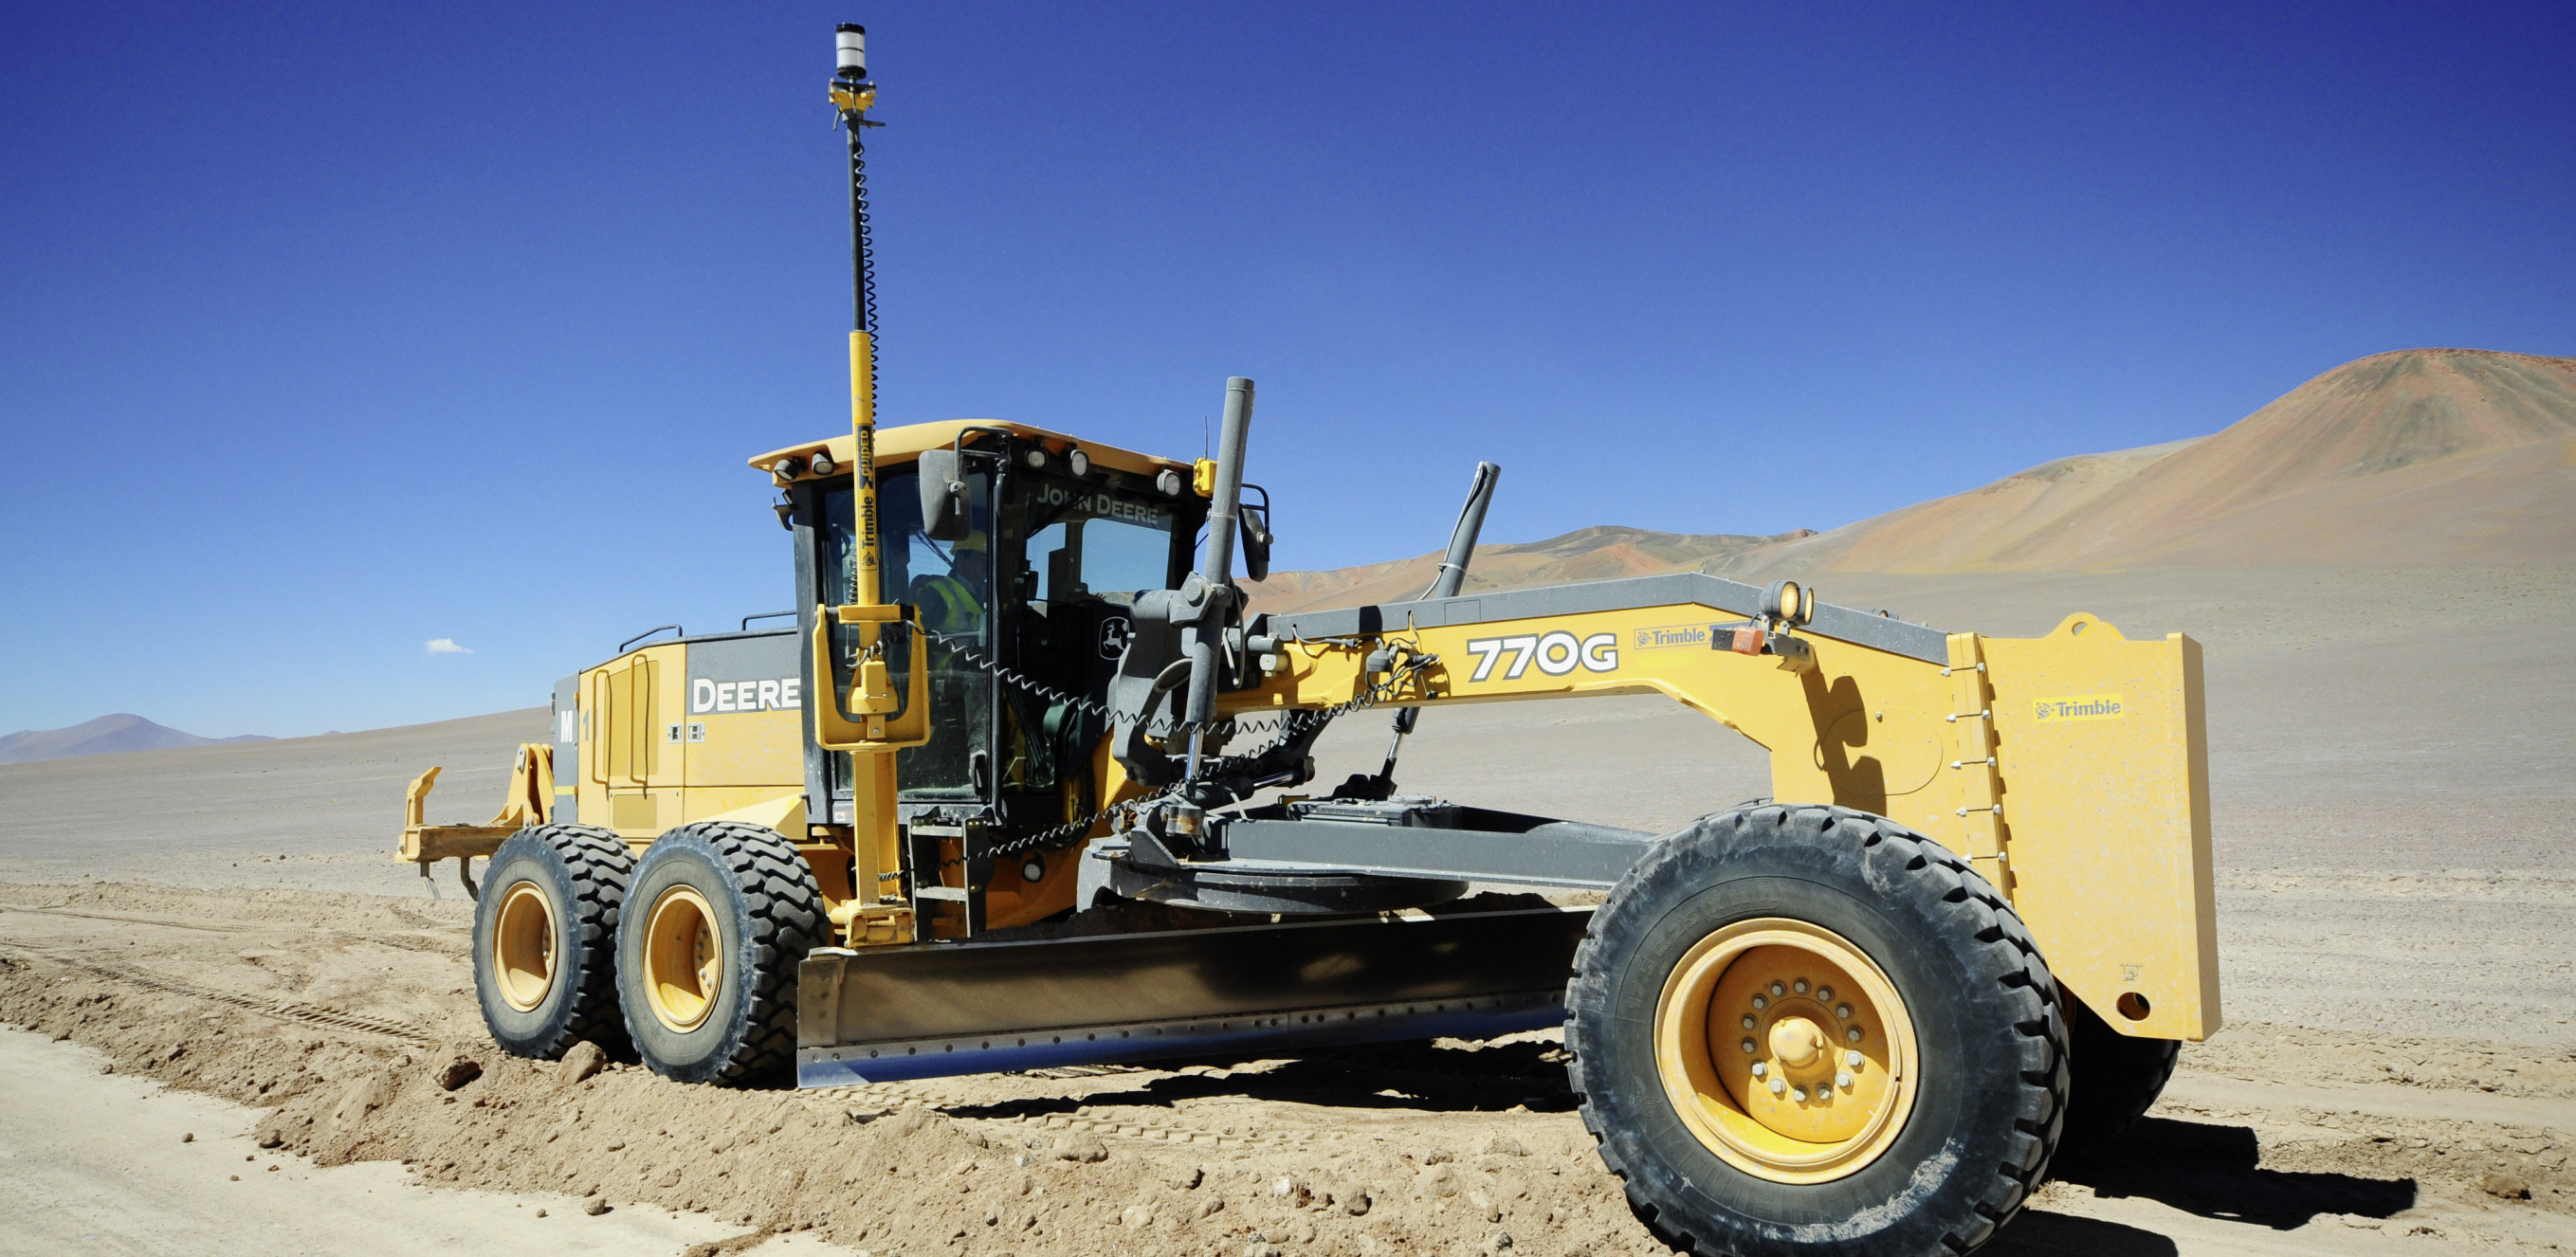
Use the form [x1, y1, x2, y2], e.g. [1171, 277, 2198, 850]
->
[642, 884, 724, 1032]
[493, 880, 558, 1012]
[1653, 918, 1920, 1184]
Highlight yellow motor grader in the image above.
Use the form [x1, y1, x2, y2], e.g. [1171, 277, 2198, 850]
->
[400, 25, 2219, 1257]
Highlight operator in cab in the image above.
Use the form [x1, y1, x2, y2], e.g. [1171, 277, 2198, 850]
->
[909, 533, 989, 638]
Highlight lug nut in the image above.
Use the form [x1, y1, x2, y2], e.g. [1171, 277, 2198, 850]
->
[1817, 986, 1834, 1002]
[1768, 1078, 1787, 1096]
[1836, 1071, 1854, 1089]
[1741, 1038, 1757, 1054]
[1836, 1004, 1852, 1018]
[1846, 1028, 1863, 1042]
[1770, 981, 1786, 996]
[1791, 1087, 1807, 1102]
[1794, 978, 1809, 994]
[1750, 1062, 1767, 1078]
[1741, 1014, 1756, 1029]
[1845, 1049, 1863, 1068]
[1751, 994, 1766, 1010]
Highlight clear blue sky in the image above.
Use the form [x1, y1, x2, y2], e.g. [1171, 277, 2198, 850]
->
[3, 2, 2569, 738]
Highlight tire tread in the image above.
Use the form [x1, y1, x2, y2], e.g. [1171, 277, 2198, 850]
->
[1564, 805, 2071, 1256]
[619, 821, 825, 1085]
[478, 823, 631, 1058]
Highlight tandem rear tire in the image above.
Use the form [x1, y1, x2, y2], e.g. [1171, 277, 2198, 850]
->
[2058, 994, 2182, 1160]
[1565, 805, 2070, 1257]
[616, 822, 828, 1085]
[473, 824, 633, 1059]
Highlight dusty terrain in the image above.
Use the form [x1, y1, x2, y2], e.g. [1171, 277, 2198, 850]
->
[4, 561, 2574, 1254]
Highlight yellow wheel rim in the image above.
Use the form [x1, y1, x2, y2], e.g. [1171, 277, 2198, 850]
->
[493, 880, 558, 1012]
[1653, 917, 1920, 1184]
[642, 884, 724, 1033]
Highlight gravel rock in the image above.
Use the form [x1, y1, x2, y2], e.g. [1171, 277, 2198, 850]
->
[2481, 1172, 2532, 1200]
[434, 1057, 483, 1091]
[1052, 1139, 1108, 1163]
[557, 1041, 607, 1085]
[1417, 1163, 1459, 1198]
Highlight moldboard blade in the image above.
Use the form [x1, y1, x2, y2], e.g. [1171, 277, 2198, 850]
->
[795, 905, 1589, 1086]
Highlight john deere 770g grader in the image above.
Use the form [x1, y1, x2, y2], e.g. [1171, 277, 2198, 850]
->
[401, 26, 2220, 1256]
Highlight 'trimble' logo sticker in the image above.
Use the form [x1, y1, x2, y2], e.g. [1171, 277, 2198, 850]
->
[2033, 693, 2126, 722]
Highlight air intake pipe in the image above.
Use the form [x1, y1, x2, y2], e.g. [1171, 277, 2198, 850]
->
[1376, 461, 1501, 781]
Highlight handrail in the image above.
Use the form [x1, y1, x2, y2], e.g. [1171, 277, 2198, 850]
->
[741, 610, 798, 630]
[617, 624, 684, 653]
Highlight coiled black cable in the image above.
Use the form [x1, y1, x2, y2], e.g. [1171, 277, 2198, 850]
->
[842, 103, 880, 401]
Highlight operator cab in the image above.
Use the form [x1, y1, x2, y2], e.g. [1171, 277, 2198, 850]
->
[758, 423, 1209, 863]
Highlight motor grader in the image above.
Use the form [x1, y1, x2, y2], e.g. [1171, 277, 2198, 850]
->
[398, 25, 2220, 1256]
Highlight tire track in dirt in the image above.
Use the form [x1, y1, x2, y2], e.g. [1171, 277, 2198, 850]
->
[0, 902, 464, 955]
[0, 945, 434, 1046]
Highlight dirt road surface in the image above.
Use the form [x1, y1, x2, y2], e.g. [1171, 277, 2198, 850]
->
[0, 1026, 854, 1257]
[4, 564, 2573, 1254]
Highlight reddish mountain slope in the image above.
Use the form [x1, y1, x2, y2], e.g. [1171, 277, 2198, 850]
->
[1249, 349, 2576, 610]
[1756, 349, 2576, 573]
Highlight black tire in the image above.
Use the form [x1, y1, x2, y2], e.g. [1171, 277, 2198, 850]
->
[2057, 994, 2181, 1160]
[473, 824, 632, 1059]
[615, 821, 827, 1085]
[1565, 805, 2069, 1257]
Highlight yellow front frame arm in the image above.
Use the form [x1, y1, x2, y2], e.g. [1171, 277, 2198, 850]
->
[1229, 592, 2219, 1043]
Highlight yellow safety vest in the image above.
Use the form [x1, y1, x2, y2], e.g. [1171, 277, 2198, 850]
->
[911, 574, 982, 636]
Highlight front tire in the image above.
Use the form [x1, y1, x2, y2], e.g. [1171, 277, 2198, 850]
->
[473, 824, 632, 1058]
[1566, 805, 2069, 1257]
[615, 822, 827, 1084]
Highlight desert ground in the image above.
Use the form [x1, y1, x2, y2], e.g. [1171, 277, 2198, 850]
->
[5, 561, 2576, 1257]
[5, 560, 2574, 1254]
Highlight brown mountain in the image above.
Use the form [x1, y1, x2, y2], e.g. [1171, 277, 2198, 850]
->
[1247, 525, 1816, 614]
[1756, 348, 2576, 573]
[0, 714, 272, 765]
[1247, 348, 2576, 610]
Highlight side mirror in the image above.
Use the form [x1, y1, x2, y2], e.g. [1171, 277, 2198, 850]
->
[1241, 506, 1272, 583]
[917, 448, 970, 540]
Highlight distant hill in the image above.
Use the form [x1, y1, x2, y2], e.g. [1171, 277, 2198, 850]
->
[1247, 348, 2576, 611]
[1246, 525, 1816, 614]
[0, 714, 272, 765]
[1753, 348, 2576, 573]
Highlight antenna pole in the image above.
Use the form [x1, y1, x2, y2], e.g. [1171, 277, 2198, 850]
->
[831, 24, 886, 604]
